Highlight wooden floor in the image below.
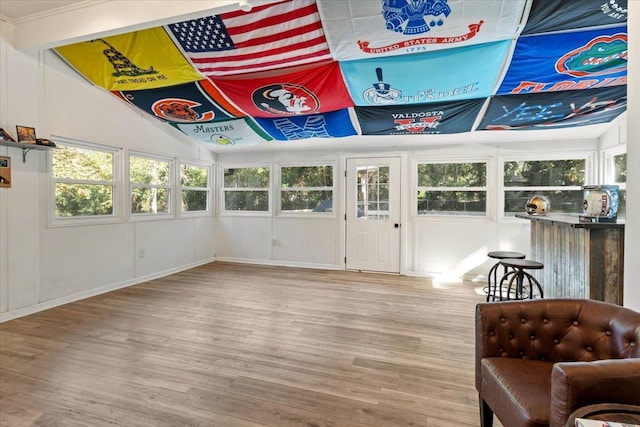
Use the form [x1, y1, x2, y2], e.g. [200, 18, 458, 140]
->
[0, 262, 497, 427]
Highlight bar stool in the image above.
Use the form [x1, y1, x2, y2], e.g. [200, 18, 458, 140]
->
[499, 258, 544, 300]
[485, 251, 526, 302]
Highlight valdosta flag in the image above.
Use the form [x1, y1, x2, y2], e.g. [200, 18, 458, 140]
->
[211, 62, 354, 118]
[112, 80, 244, 123]
[317, 0, 526, 60]
[166, 0, 332, 77]
[340, 40, 510, 106]
[355, 98, 485, 135]
[255, 109, 357, 141]
[497, 25, 627, 94]
[173, 117, 272, 147]
[54, 27, 203, 91]
[522, 0, 628, 35]
[479, 85, 627, 130]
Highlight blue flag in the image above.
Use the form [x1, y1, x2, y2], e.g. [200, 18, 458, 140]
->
[355, 98, 485, 135]
[497, 26, 627, 94]
[479, 86, 627, 130]
[255, 109, 357, 141]
[341, 41, 511, 106]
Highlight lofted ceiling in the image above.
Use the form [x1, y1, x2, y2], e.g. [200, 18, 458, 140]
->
[1, 0, 629, 152]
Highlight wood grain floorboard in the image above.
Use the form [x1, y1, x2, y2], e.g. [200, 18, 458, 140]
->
[1, 262, 501, 426]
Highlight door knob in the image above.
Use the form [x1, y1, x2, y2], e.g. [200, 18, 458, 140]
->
[394, 223, 399, 228]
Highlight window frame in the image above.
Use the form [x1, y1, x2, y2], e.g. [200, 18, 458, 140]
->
[413, 157, 493, 221]
[276, 161, 337, 217]
[178, 160, 213, 217]
[499, 152, 596, 221]
[49, 137, 122, 227]
[128, 151, 175, 220]
[601, 144, 626, 219]
[218, 163, 271, 216]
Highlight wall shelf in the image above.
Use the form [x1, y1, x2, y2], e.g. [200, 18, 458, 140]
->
[0, 140, 57, 162]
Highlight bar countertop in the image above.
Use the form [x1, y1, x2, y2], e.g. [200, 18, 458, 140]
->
[515, 213, 625, 229]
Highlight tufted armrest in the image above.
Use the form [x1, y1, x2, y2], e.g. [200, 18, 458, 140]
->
[475, 299, 640, 391]
[550, 358, 640, 427]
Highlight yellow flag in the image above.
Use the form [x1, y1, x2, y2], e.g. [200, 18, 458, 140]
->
[55, 27, 202, 91]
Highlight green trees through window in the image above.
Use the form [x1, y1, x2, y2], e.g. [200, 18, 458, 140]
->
[416, 162, 487, 216]
[503, 159, 585, 215]
[130, 156, 171, 214]
[53, 145, 115, 217]
[281, 165, 333, 213]
[223, 167, 270, 211]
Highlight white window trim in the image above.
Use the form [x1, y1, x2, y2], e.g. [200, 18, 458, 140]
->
[276, 161, 336, 217]
[178, 160, 213, 217]
[218, 163, 271, 217]
[499, 151, 596, 221]
[48, 137, 123, 228]
[412, 156, 494, 222]
[128, 151, 175, 221]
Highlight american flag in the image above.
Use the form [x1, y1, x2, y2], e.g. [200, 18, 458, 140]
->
[167, 0, 332, 77]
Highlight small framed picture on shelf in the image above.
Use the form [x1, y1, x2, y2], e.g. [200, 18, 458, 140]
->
[16, 125, 36, 144]
[0, 155, 11, 188]
[0, 128, 16, 142]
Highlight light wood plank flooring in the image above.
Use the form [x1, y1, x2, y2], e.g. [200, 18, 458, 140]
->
[1, 262, 496, 427]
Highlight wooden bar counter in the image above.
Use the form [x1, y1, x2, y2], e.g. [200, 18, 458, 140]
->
[515, 213, 625, 305]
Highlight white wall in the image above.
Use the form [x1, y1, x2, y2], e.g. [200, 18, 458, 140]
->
[216, 140, 599, 281]
[1, 9, 637, 320]
[1, 20, 216, 321]
[623, 1, 639, 311]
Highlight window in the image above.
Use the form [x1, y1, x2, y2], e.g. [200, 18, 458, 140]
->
[416, 161, 488, 216]
[129, 154, 172, 215]
[52, 141, 118, 221]
[503, 158, 586, 216]
[222, 166, 270, 212]
[180, 163, 210, 213]
[279, 164, 334, 214]
[603, 149, 626, 219]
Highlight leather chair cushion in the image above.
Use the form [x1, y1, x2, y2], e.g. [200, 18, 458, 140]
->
[481, 358, 554, 427]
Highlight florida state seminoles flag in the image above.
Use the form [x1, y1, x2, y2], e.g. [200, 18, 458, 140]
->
[211, 62, 354, 118]
[55, 27, 203, 91]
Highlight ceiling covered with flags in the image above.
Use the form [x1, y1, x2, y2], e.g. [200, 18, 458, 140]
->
[51, 0, 628, 150]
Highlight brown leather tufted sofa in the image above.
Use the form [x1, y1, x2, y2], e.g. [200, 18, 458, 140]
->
[475, 299, 640, 427]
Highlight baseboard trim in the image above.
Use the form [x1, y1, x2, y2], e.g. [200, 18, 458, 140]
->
[215, 257, 343, 271]
[0, 258, 215, 323]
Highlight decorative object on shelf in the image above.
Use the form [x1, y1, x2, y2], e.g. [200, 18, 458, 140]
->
[0, 156, 11, 188]
[36, 138, 56, 147]
[580, 185, 619, 223]
[525, 194, 550, 215]
[16, 126, 36, 144]
[0, 128, 16, 142]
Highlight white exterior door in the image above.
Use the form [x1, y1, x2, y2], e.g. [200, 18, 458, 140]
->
[345, 157, 400, 273]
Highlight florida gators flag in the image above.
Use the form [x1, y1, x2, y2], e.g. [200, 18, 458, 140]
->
[112, 80, 244, 123]
[497, 26, 627, 94]
[174, 117, 272, 147]
[211, 62, 354, 118]
[166, 0, 332, 77]
[54, 28, 202, 91]
[317, 0, 526, 60]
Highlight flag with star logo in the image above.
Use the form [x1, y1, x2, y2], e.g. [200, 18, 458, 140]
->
[166, 0, 332, 77]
